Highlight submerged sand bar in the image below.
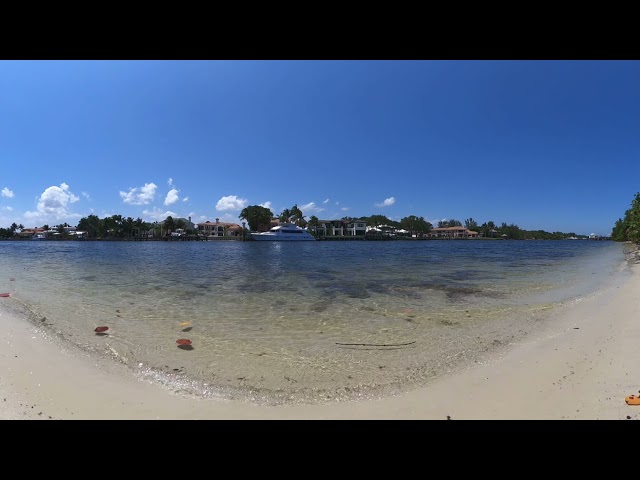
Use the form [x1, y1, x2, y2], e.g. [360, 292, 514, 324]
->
[1, 258, 639, 419]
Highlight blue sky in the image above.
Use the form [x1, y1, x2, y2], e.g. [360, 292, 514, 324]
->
[1, 60, 638, 235]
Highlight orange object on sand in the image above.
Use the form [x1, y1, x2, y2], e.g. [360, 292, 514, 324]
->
[0, 293, 10, 297]
[94, 326, 109, 333]
[176, 339, 192, 346]
[625, 395, 640, 405]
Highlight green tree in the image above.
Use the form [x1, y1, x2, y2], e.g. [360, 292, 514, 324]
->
[133, 217, 149, 237]
[400, 215, 432, 237]
[464, 218, 478, 231]
[100, 216, 115, 237]
[289, 205, 304, 225]
[612, 217, 628, 241]
[163, 216, 176, 235]
[613, 192, 640, 243]
[240, 205, 274, 232]
[77, 215, 101, 238]
[279, 208, 292, 223]
[175, 218, 187, 231]
[366, 215, 394, 228]
[486, 221, 496, 238]
[308, 215, 320, 235]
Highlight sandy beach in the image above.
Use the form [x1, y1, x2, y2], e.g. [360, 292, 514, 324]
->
[1, 251, 639, 420]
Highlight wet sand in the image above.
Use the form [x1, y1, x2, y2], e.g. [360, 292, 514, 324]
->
[1, 253, 639, 419]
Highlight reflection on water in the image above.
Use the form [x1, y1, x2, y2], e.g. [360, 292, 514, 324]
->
[0, 239, 625, 404]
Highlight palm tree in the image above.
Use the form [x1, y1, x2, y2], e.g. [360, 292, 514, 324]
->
[487, 221, 496, 238]
[465, 218, 478, 231]
[290, 205, 304, 225]
[279, 208, 292, 223]
[308, 215, 320, 235]
[122, 217, 134, 237]
[163, 216, 176, 235]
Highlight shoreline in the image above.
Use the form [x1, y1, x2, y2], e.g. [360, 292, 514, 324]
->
[1, 244, 639, 419]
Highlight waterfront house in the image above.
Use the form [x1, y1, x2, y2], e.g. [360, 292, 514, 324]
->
[314, 219, 367, 236]
[17, 228, 46, 238]
[197, 219, 242, 237]
[430, 226, 479, 238]
[345, 219, 367, 236]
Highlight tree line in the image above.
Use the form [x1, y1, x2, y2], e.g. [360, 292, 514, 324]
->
[0, 205, 591, 240]
[611, 192, 640, 243]
[238, 205, 585, 240]
[0, 215, 196, 239]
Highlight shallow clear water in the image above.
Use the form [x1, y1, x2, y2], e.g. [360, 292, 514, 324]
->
[0, 239, 626, 404]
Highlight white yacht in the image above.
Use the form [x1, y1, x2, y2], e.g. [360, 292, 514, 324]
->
[251, 223, 316, 241]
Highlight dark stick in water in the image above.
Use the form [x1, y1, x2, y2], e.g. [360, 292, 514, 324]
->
[335, 341, 416, 347]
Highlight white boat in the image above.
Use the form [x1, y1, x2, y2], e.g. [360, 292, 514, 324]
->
[251, 223, 316, 241]
[32, 234, 46, 240]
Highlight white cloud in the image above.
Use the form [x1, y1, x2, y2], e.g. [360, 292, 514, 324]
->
[164, 188, 180, 206]
[81, 192, 91, 200]
[182, 197, 189, 202]
[141, 207, 178, 222]
[341, 207, 349, 211]
[300, 202, 324, 215]
[259, 201, 272, 210]
[323, 198, 330, 204]
[216, 195, 247, 211]
[375, 196, 396, 207]
[2, 187, 14, 198]
[168, 178, 174, 186]
[120, 183, 157, 205]
[216, 213, 242, 224]
[2, 206, 13, 211]
[24, 183, 81, 222]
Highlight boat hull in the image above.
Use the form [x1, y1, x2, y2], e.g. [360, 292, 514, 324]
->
[251, 234, 315, 241]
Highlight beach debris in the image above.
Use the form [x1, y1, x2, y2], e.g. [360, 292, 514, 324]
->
[0, 293, 11, 297]
[94, 326, 109, 333]
[336, 341, 416, 347]
[627, 416, 632, 420]
[9, 278, 15, 281]
[447, 415, 452, 420]
[181, 327, 193, 332]
[180, 321, 192, 327]
[625, 395, 640, 405]
[176, 338, 193, 350]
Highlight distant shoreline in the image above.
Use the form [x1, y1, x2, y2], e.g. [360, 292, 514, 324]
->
[0, 236, 615, 242]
